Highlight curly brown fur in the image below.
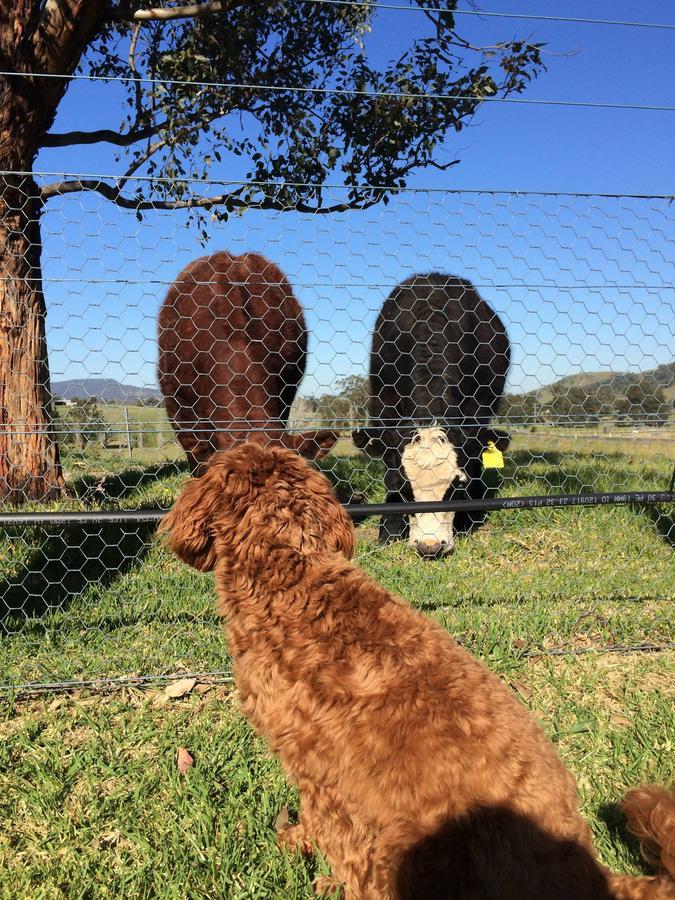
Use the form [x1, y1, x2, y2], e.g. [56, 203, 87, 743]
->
[157, 251, 338, 473]
[161, 444, 675, 899]
[621, 787, 675, 878]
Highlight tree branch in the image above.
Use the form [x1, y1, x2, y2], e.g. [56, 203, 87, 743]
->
[107, 0, 250, 23]
[42, 91, 213, 148]
[39, 177, 383, 215]
[23, 0, 107, 127]
[117, 102, 230, 185]
[41, 122, 161, 147]
[41, 86, 231, 149]
[428, 158, 461, 172]
[128, 21, 144, 120]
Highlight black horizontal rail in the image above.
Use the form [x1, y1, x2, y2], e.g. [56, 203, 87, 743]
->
[0, 490, 672, 527]
[347, 490, 675, 517]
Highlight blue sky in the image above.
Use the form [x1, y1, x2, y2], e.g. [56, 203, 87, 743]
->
[35, 0, 674, 397]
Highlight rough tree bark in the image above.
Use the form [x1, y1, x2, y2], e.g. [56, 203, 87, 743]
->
[0, 1, 105, 502]
[0, 169, 63, 502]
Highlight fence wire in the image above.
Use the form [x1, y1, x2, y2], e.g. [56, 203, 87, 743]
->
[296, 1, 675, 31]
[4, 69, 675, 111]
[0, 177, 673, 690]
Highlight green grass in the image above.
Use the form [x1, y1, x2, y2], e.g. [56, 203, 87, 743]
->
[1, 653, 673, 898]
[0, 435, 673, 896]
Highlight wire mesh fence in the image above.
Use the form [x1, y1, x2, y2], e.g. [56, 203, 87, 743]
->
[1, 176, 673, 691]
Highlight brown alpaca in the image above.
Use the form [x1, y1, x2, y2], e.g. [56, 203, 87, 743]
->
[158, 251, 338, 473]
[160, 444, 675, 900]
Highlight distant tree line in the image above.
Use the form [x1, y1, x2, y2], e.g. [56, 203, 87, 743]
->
[501, 379, 671, 427]
[51, 375, 672, 449]
[305, 373, 672, 430]
[308, 373, 672, 430]
[59, 398, 107, 448]
[307, 375, 370, 429]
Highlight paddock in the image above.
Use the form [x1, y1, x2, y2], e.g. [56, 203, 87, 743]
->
[1, 8, 674, 896]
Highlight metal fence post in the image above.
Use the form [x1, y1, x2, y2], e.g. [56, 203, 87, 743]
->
[124, 406, 132, 460]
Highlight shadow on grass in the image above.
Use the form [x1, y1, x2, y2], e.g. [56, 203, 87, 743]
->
[508, 450, 674, 548]
[0, 459, 189, 631]
[395, 803, 634, 898]
[640, 507, 674, 548]
[0, 522, 158, 629]
[596, 802, 647, 872]
[316, 455, 386, 525]
[72, 458, 189, 505]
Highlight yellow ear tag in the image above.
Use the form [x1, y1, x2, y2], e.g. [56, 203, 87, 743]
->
[482, 440, 504, 469]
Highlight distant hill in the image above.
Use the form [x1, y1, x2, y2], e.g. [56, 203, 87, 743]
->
[521, 360, 675, 403]
[51, 379, 161, 404]
[500, 359, 674, 426]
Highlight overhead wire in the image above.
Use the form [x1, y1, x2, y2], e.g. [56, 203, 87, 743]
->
[0, 70, 673, 112]
[297, 0, 675, 31]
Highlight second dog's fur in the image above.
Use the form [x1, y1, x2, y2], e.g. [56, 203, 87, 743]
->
[161, 444, 675, 899]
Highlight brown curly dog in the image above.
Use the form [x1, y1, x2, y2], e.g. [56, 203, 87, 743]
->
[160, 444, 675, 900]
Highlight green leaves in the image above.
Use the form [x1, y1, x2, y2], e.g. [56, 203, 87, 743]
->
[79, 1, 545, 225]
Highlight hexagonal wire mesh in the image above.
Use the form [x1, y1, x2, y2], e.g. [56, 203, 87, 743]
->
[0, 174, 673, 690]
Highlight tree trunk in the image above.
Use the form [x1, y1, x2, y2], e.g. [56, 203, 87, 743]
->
[0, 2, 108, 503]
[0, 173, 65, 503]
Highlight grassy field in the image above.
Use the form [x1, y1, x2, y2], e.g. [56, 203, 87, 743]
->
[0, 432, 673, 897]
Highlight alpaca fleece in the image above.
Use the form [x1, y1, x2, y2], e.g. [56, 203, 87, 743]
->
[158, 251, 338, 473]
[161, 444, 675, 899]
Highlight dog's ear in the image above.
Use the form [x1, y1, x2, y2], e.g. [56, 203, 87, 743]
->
[159, 444, 277, 571]
[332, 504, 356, 560]
[159, 466, 222, 572]
[300, 466, 356, 560]
[293, 430, 340, 460]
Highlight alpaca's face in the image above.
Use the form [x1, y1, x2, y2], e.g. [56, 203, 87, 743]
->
[160, 443, 355, 573]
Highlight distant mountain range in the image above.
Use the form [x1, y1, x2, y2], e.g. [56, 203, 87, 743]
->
[52, 360, 674, 407]
[51, 378, 161, 404]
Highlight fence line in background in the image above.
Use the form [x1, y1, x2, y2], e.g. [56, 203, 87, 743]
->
[4, 418, 675, 430]
[5, 641, 675, 697]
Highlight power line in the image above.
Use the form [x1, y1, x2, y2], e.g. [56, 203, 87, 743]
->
[2, 276, 672, 290]
[298, 0, 675, 31]
[0, 70, 673, 112]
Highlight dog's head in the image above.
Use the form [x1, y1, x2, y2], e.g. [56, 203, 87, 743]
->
[160, 443, 355, 576]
